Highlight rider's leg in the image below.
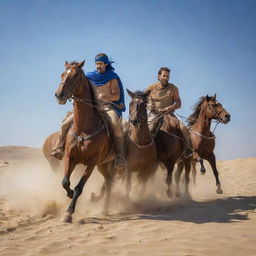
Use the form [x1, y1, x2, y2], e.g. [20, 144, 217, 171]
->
[148, 111, 161, 136]
[106, 109, 126, 169]
[50, 113, 74, 159]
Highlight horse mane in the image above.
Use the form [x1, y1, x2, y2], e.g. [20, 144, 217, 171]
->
[84, 76, 97, 106]
[187, 96, 206, 126]
[133, 90, 146, 96]
[133, 90, 149, 102]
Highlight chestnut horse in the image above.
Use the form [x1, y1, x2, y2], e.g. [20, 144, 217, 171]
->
[125, 89, 158, 197]
[54, 61, 116, 222]
[177, 95, 230, 194]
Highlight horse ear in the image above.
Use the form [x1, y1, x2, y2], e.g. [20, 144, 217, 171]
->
[78, 60, 85, 68]
[65, 61, 69, 68]
[213, 93, 216, 100]
[206, 95, 210, 102]
[127, 89, 135, 98]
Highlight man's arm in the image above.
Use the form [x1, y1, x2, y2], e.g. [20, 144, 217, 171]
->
[160, 87, 181, 112]
[98, 79, 120, 101]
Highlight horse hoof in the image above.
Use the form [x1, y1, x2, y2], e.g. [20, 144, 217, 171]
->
[175, 191, 181, 197]
[102, 210, 109, 216]
[200, 171, 205, 175]
[216, 188, 223, 194]
[167, 189, 173, 199]
[62, 212, 72, 223]
[90, 193, 96, 202]
[184, 192, 192, 200]
[90, 193, 100, 202]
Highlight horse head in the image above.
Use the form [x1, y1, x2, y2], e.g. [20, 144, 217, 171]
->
[127, 89, 150, 127]
[55, 60, 85, 104]
[204, 94, 231, 124]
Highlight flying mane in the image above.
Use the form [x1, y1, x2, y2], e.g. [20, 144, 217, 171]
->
[187, 96, 206, 127]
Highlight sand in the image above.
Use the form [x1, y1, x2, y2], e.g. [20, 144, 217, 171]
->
[0, 146, 255, 256]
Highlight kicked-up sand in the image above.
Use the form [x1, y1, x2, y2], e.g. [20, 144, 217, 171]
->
[0, 146, 255, 256]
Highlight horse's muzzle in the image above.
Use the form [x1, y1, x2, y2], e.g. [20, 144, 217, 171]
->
[222, 114, 231, 124]
[55, 92, 67, 105]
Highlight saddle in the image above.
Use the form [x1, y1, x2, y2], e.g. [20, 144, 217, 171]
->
[150, 111, 181, 137]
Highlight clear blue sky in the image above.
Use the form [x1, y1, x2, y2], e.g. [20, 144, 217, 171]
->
[0, 0, 255, 160]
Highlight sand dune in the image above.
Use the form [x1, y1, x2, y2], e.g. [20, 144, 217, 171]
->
[0, 146, 255, 256]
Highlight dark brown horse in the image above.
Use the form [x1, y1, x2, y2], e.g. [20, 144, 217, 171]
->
[179, 95, 230, 194]
[54, 61, 116, 222]
[125, 89, 158, 197]
[154, 113, 192, 197]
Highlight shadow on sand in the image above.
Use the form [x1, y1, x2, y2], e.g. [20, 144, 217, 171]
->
[78, 196, 256, 225]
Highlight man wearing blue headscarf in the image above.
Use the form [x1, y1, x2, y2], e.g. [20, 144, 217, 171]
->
[50, 53, 126, 169]
[86, 53, 126, 168]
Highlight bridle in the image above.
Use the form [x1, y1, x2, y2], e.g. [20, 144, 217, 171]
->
[207, 103, 225, 122]
[60, 67, 84, 100]
[129, 97, 148, 127]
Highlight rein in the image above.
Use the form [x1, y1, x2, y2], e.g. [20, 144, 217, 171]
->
[131, 139, 154, 149]
[189, 129, 216, 140]
[72, 124, 105, 142]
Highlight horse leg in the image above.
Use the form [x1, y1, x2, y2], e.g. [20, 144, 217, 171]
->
[126, 170, 132, 199]
[96, 162, 115, 215]
[199, 158, 206, 174]
[62, 159, 76, 199]
[62, 165, 95, 223]
[164, 161, 175, 199]
[102, 163, 115, 215]
[184, 158, 191, 196]
[191, 161, 197, 185]
[175, 161, 184, 197]
[90, 183, 106, 202]
[103, 175, 113, 215]
[206, 153, 223, 194]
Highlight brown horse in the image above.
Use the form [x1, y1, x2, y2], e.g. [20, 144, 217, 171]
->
[54, 60, 116, 222]
[178, 95, 230, 194]
[125, 89, 158, 197]
[90, 89, 158, 201]
[154, 113, 192, 197]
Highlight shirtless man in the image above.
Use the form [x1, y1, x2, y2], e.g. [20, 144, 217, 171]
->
[50, 53, 126, 168]
[145, 66, 192, 157]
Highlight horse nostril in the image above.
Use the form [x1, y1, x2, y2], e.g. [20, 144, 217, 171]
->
[55, 92, 64, 99]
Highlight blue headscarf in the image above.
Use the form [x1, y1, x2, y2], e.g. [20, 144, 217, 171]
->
[95, 54, 115, 71]
[86, 55, 126, 117]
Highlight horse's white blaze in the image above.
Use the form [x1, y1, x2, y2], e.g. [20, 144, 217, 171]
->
[62, 69, 72, 84]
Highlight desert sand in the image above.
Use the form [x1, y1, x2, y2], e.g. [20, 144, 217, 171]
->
[0, 146, 255, 256]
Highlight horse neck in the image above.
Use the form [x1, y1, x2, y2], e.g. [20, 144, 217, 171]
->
[73, 78, 99, 134]
[192, 105, 212, 135]
[130, 117, 151, 144]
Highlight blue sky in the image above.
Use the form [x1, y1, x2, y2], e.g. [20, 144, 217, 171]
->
[0, 0, 255, 160]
